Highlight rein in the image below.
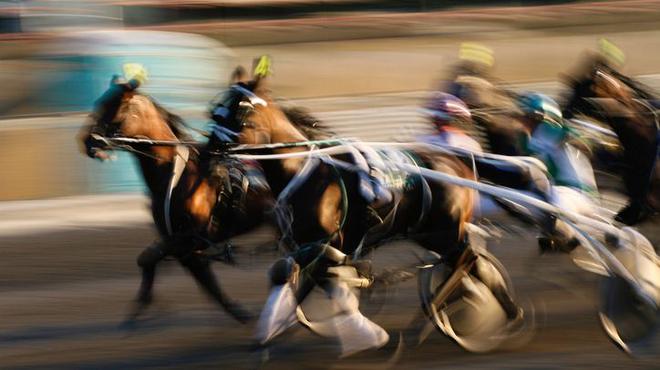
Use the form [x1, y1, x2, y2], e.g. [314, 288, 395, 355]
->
[93, 134, 350, 153]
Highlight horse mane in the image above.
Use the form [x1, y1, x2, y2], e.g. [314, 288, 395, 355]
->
[281, 105, 335, 140]
[611, 71, 657, 100]
[147, 96, 194, 142]
[577, 55, 658, 101]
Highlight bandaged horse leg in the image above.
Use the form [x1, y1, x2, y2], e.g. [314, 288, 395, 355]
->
[292, 244, 371, 307]
[255, 257, 303, 345]
[320, 243, 372, 280]
[179, 251, 253, 323]
[323, 280, 389, 357]
[539, 186, 601, 252]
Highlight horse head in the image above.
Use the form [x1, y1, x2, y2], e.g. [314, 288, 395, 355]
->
[216, 69, 311, 176]
[80, 77, 187, 165]
[560, 53, 645, 120]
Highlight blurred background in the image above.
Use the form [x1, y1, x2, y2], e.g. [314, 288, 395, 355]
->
[2, 0, 660, 199]
[0, 1, 658, 369]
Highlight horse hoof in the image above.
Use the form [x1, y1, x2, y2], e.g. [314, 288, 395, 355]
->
[538, 237, 578, 254]
[614, 203, 654, 225]
[229, 305, 255, 324]
[506, 307, 525, 331]
[118, 315, 142, 331]
[122, 300, 152, 326]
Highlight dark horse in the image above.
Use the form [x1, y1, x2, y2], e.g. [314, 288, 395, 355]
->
[561, 55, 659, 225]
[79, 79, 273, 323]
[220, 74, 522, 333]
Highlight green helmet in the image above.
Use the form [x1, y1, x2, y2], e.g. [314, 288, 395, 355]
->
[518, 92, 563, 126]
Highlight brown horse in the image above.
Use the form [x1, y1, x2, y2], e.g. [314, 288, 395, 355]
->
[222, 75, 522, 323]
[561, 56, 659, 225]
[80, 79, 273, 323]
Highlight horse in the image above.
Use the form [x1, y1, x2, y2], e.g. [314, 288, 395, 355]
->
[79, 78, 274, 323]
[561, 55, 659, 225]
[438, 63, 660, 353]
[219, 73, 523, 353]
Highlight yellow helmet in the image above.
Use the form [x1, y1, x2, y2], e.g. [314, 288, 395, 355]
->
[253, 55, 273, 78]
[122, 63, 149, 85]
[458, 42, 494, 68]
[598, 38, 625, 68]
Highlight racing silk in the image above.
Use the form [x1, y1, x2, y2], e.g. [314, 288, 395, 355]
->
[418, 128, 551, 199]
[346, 144, 423, 206]
[418, 126, 483, 153]
[524, 121, 598, 194]
[419, 121, 599, 220]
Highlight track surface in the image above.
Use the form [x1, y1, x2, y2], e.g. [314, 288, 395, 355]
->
[0, 218, 658, 369]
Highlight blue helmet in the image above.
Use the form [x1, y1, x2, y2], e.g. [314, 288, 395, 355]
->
[518, 92, 563, 126]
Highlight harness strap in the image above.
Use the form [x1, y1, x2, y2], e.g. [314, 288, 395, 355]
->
[165, 145, 190, 236]
[401, 151, 433, 233]
[274, 146, 322, 249]
[343, 143, 379, 203]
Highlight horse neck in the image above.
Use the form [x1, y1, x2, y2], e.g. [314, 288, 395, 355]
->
[257, 153, 290, 196]
[125, 99, 182, 197]
[136, 155, 174, 197]
[258, 104, 310, 180]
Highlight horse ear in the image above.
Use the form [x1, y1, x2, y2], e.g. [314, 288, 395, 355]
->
[110, 74, 122, 86]
[251, 74, 271, 97]
[230, 66, 248, 84]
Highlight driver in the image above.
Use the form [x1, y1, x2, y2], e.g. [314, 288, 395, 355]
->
[203, 57, 275, 235]
[207, 56, 272, 148]
[517, 92, 598, 194]
[445, 42, 496, 100]
[420, 92, 591, 252]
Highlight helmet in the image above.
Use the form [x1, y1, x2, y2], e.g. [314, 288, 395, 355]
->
[122, 63, 148, 86]
[598, 38, 625, 69]
[517, 92, 563, 126]
[253, 55, 273, 78]
[456, 42, 494, 77]
[459, 42, 494, 68]
[423, 93, 471, 127]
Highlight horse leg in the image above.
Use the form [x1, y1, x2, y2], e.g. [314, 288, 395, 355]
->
[136, 244, 165, 303]
[420, 167, 522, 322]
[179, 251, 253, 323]
[127, 244, 165, 320]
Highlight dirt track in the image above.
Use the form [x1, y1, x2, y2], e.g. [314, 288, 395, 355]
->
[0, 214, 658, 369]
